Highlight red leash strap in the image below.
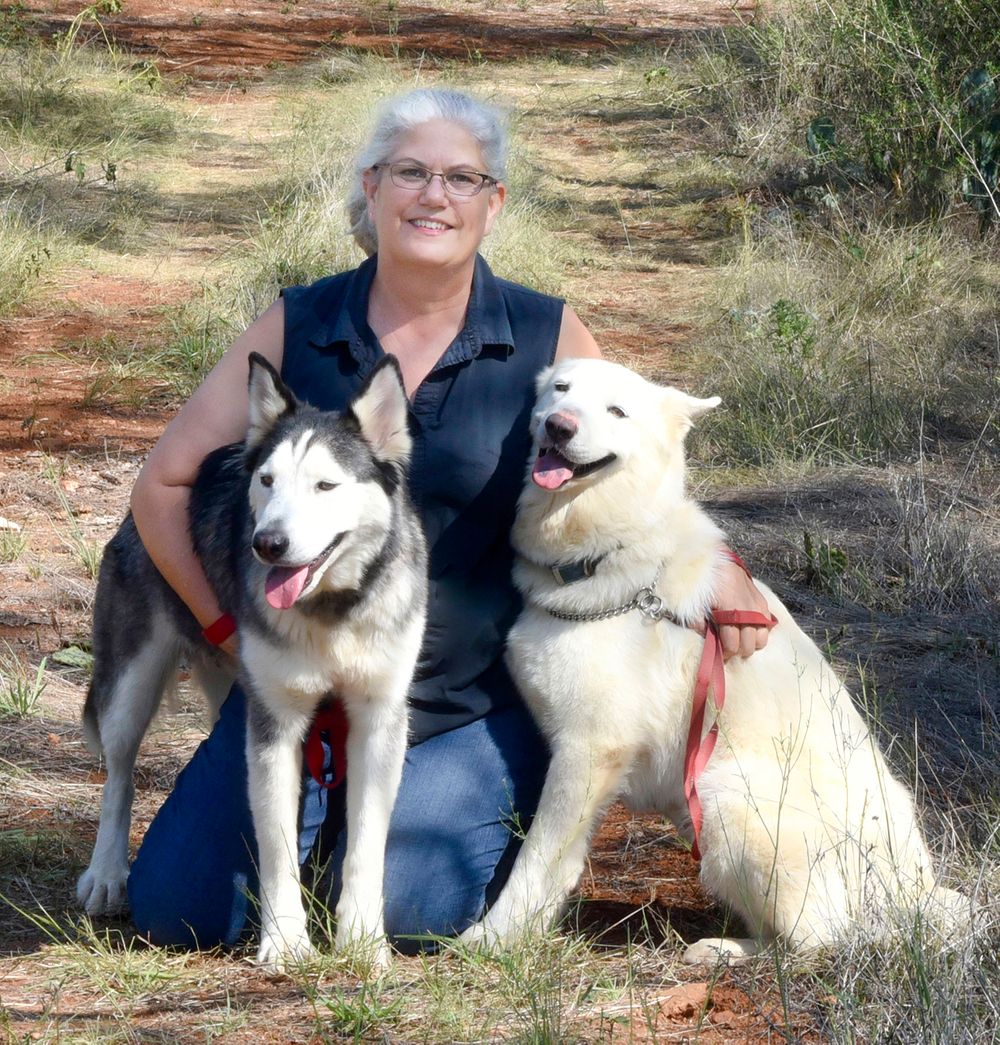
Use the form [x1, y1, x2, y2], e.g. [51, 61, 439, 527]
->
[683, 553, 778, 861]
[303, 700, 349, 790]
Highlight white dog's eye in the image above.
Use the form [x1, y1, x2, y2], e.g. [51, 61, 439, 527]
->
[608, 405, 628, 419]
[316, 481, 339, 492]
[259, 473, 274, 488]
[554, 381, 570, 393]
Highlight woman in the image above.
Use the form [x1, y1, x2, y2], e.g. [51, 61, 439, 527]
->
[125, 87, 770, 951]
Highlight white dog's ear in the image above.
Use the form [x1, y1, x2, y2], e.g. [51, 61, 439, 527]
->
[350, 355, 411, 466]
[663, 388, 721, 438]
[535, 365, 555, 395]
[247, 352, 296, 449]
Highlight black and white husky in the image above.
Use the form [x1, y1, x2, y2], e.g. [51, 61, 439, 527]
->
[78, 354, 427, 968]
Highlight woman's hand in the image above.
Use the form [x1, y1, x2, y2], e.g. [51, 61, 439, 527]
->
[690, 555, 773, 660]
[711, 559, 772, 659]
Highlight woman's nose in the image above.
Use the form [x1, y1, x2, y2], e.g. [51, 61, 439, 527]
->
[419, 173, 449, 203]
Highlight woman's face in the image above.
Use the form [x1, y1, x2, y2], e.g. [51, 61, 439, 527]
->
[364, 118, 506, 272]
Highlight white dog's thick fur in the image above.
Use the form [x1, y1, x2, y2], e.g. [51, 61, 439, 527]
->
[463, 358, 963, 961]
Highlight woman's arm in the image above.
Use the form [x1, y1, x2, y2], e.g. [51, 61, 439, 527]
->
[130, 300, 286, 654]
[554, 305, 602, 361]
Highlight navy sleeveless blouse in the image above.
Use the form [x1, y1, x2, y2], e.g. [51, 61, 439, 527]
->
[280, 253, 563, 743]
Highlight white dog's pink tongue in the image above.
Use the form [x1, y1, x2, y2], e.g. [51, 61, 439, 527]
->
[532, 450, 574, 490]
[265, 566, 309, 610]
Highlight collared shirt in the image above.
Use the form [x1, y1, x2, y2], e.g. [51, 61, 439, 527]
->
[280, 254, 563, 742]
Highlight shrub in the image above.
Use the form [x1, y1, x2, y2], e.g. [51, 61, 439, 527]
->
[700, 0, 1000, 224]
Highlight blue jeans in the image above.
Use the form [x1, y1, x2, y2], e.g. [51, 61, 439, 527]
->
[127, 686, 549, 953]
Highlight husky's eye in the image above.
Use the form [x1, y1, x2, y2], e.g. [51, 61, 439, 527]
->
[553, 381, 570, 393]
[316, 481, 338, 492]
[259, 473, 274, 488]
[608, 405, 628, 419]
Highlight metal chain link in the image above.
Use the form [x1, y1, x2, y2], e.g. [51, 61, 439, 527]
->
[545, 580, 680, 625]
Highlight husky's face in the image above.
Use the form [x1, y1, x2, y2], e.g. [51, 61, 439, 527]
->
[529, 358, 720, 493]
[243, 355, 410, 610]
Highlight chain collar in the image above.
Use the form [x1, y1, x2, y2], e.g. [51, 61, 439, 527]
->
[543, 574, 681, 625]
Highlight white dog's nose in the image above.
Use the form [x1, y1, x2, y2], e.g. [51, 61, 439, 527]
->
[544, 411, 578, 444]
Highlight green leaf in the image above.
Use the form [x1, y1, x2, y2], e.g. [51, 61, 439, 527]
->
[807, 116, 837, 156]
[51, 646, 94, 670]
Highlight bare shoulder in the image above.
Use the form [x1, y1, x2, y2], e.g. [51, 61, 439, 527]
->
[554, 305, 602, 361]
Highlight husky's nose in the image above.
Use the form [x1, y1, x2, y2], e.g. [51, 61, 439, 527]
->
[253, 530, 290, 563]
[545, 411, 578, 444]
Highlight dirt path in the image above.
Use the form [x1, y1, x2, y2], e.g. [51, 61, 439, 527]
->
[22, 0, 753, 75]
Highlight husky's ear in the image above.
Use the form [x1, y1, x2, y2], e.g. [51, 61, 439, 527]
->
[349, 355, 411, 467]
[246, 351, 296, 449]
[663, 387, 721, 439]
[246, 352, 296, 449]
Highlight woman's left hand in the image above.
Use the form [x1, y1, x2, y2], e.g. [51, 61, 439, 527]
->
[691, 558, 773, 660]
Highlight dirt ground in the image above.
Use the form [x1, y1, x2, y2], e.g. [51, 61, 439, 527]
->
[0, 2, 844, 1041]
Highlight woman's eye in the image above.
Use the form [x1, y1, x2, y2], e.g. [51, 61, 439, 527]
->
[608, 405, 627, 418]
[260, 474, 273, 488]
[316, 481, 338, 492]
[446, 170, 477, 187]
[554, 381, 570, 393]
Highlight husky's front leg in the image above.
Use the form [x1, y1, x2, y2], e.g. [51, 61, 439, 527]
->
[336, 695, 408, 967]
[246, 695, 315, 968]
[462, 742, 627, 947]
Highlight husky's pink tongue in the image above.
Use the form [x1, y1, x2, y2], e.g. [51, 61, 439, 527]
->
[532, 450, 574, 491]
[265, 565, 309, 610]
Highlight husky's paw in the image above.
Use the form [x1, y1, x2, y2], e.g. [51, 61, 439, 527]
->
[682, 936, 760, 965]
[255, 929, 317, 972]
[76, 865, 129, 916]
[335, 923, 391, 972]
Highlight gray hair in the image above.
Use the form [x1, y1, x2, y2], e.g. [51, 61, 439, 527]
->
[346, 87, 509, 256]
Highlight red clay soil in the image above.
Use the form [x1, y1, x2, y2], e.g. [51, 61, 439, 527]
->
[22, 1, 754, 77]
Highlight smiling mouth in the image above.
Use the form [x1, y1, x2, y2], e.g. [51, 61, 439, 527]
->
[410, 218, 451, 231]
[531, 447, 617, 491]
[263, 532, 346, 610]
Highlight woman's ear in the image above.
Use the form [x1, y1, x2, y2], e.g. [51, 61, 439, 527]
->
[483, 181, 506, 236]
[363, 167, 380, 221]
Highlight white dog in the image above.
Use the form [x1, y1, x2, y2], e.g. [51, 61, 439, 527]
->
[463, 358, 964, 961]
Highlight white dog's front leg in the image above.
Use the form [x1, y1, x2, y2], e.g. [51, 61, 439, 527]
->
[246, 696, 315, 968]
[463, 742, 627, 947]
[335, 695, 407, 967]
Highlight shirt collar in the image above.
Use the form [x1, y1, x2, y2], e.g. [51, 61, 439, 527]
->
[306, 253, 516, 364]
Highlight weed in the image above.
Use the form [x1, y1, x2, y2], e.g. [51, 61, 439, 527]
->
[0, 527, 27, 563]
[0, 644, 47, 717]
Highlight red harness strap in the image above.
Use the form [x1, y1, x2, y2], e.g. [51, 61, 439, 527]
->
[303, 700, 349, 790]
[683, 551, 777, 861]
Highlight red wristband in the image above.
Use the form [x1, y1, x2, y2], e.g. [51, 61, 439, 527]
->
[202, 612, 237, 646]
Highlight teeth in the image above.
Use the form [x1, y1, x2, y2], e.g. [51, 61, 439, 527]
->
[412, 219, 449, 230]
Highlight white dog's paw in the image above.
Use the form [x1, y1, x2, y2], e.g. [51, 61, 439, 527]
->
[256, 926, 317, 971]
[459, 920, 506, 951]
[682, 936, 760, 965]
[76, 864, 129, 916]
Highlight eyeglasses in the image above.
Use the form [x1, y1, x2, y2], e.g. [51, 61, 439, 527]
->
[373, 162, 497, 197]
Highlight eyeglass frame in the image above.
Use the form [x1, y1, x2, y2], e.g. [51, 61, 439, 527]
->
[371, 161, 499, 198]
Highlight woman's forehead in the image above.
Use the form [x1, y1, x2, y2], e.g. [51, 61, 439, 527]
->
[389, 119, 485, 164]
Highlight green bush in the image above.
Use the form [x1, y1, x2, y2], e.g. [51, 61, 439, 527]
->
[702, 0, 1000, 223]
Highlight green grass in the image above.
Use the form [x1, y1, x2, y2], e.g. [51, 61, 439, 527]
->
[0, 645, 47, 717]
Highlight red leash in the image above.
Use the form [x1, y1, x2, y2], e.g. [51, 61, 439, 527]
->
[303, 700, 349, 790]
[684, 552, 776, 861]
